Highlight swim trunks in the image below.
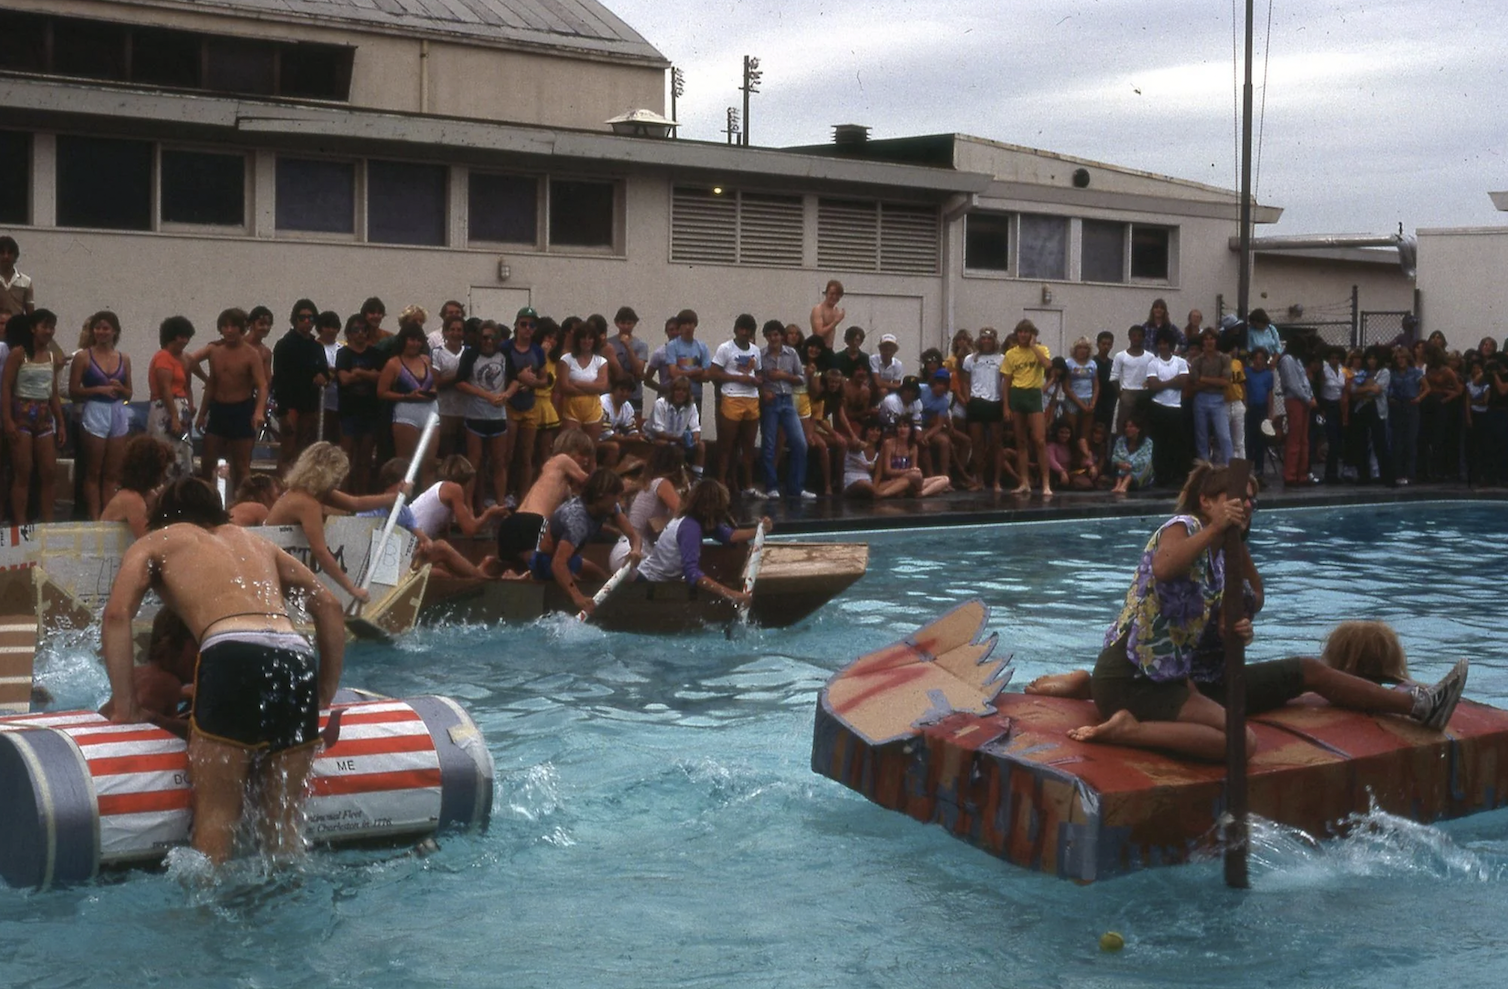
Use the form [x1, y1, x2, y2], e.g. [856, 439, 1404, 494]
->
[465, 417, 508, 438]
[496, 511, 546, 563]
[207, 397, 257, 441]
[190, 630, 318, 752]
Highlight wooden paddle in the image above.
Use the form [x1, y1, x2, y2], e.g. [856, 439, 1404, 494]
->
[1221, 457, 1253, 889]
[346, 410, 440, 640]
[726, 521, 766, 638]
[577, 561, 635, 621]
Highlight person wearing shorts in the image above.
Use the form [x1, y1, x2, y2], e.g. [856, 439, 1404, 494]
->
[1002, 319, 1052, 497]
[960, 328, 1005, 490]
[191, 631, 319, 752]
[711, 314, 763, 496]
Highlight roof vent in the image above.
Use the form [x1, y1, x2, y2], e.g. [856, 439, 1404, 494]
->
[606, 109, 677, 139]
[832, 123, 871, 148]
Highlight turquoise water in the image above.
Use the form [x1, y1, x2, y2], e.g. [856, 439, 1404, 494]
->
[7, 501, 1508, 989]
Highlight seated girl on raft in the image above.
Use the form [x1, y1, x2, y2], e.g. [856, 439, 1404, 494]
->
[633, 479, 770, 608]
[1029, 463, 1466, 761]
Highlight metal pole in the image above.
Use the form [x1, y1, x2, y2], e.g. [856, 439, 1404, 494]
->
[742, 55, 751, 147]
[1225, 0, 1256, 893]
[1350, 284, 1360, 347]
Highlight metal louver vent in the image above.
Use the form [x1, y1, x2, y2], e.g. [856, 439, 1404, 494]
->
[817, 198, 880, 271]
[880, 204, 939, 274]
[738, 193, 803, 267]
[671, 187, 736, 264]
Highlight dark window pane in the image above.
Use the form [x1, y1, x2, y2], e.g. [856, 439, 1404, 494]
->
[133, 28, 201, 88]
[53, 19, 128, 81]
[162, 150, 245, 226]
[1131, 225, 1172, 280]
[368, 160, 447, 246]
[1081, 220, 1126, 283]
[0, 131, 31, 225]
[964, 212, 1010, 271]
[276, 158, 354, 234]
[280, 43, 352, 100]
[56, 135, 152, 231]
[469, 172, 538, 244]
[205, 38, 275, 95]
[1018, 214, 1067, 280]
[549, 179, 614, 249]
[0, 12, 48, 72]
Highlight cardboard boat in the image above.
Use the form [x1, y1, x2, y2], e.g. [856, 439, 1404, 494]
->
[422, 539, 869, 632]
[811, 601, 1508, 883]
[0, 691, 493, 889]
[0, 519, 428, 642]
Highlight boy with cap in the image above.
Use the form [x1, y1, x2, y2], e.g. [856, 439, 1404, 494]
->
[869, 333, 905, 399]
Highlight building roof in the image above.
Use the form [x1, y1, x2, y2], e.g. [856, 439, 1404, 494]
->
[132, 0, 667, 64]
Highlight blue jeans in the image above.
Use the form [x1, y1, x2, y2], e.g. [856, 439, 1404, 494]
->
[760, 394, 807, 495]
[1192, 392, 1232, 465]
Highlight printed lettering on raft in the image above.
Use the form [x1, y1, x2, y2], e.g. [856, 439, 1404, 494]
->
[335, 760, 355, 771]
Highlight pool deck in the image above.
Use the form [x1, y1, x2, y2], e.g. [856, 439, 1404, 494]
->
[758, 479, 1508, 535]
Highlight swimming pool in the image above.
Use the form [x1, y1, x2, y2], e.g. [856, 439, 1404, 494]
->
[6, 501, 1507, 989]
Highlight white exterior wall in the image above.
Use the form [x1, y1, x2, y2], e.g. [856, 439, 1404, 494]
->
[1416, 227, 1508, 349]
[1249, 255, 1414, 326]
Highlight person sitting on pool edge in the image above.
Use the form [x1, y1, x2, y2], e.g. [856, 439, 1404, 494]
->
[530, 467, 642, 616]
[634, 478, 770, 608]
[1052, 463, 1468, 761]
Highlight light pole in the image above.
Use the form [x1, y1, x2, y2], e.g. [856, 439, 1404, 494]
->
[740, 56, 762, 147]
[670, 66, 685, 139]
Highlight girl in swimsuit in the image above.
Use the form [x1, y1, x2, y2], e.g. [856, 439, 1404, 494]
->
[2, 311, 66, 521]
[69, 310, 133, 519]
[877, 417, 951, 497]
[377, 323, 438, 487]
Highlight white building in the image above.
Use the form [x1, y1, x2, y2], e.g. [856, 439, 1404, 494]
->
[1, 0, 1284, 382]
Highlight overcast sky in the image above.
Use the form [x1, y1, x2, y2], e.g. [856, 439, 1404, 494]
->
[609, 0, 1508, 235]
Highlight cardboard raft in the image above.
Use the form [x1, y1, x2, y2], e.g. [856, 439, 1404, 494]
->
[811, 601, 1508, 883]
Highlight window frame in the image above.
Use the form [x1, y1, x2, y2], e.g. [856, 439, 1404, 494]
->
[545, 175, 623, 256]
[273, 153, 361, 242]
[54, 132, 157, 233]
[466, 169, 544, 249]
[157, 144, 251, 235]
[1130, 222, 1176, 284]
[365, 157, 450, 248]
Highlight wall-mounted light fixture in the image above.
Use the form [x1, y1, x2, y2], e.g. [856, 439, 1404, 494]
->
[1041, 284, 1053, 305]
[497, 259, 511, 282]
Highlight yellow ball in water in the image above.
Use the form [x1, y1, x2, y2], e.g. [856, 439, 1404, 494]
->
[1099, 931, 1125, 952]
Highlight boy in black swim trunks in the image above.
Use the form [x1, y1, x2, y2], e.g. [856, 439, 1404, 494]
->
[195, 308, 268, 496]
[102, 477, 344, 865]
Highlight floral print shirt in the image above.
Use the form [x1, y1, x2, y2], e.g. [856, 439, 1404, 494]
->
[1104, 514, 1225, 682]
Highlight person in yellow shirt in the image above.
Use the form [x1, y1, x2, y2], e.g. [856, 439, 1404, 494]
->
[1002, 318, 1054, 497]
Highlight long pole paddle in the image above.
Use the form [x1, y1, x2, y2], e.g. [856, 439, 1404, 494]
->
[727, 521, 765, 637]
[351, 410, 440, 618]
[1222, 457, 1253, 889]
[577, 561, 635, 621]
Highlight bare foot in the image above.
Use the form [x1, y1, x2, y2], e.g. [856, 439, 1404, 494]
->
[1041, 487, 1054, 499]
[1024, 670, 1091, 698]
[1067, 708, 1139, 744]
[1009, 485, 1031, 496]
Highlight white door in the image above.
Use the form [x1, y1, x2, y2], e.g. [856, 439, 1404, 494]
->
[1023, 308, 1065, 359]
[841, 293, 926, 372]
[469, 287, 533, 325]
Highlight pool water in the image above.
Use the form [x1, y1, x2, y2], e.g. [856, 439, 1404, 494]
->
[6, 501, 1508, 989]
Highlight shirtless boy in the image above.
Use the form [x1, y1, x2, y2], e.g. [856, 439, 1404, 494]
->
[196, 308, 268, 495]
[102, 477, 345, 865]
[809, 279, 846, 352]
[490, 429, 593, 573]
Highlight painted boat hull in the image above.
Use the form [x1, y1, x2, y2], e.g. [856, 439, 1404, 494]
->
[812, 601, 1508, 882]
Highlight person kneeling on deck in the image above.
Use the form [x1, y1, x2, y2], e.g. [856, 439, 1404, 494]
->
[530, 468, 642, 615]
[102, 476, 345, 865]
[364, 455, 501, 579]
[634, 479, 769, 609]
[1065, 464, 1468, 761]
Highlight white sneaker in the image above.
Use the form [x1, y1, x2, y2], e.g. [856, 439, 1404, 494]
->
[744, 488, 766, 499]
[763, 489, 780, 500]
[797, 490, 818, 500]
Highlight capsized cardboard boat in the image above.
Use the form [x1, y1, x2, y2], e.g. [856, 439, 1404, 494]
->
[811, 601, 1508, 882]
[0, 519, 428, 641]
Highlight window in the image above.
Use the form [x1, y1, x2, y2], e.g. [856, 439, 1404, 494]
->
[52, 18, 127, 81]
[0, 12, 47, 73]
[276, 157, 355, 235]
[1131, 224, 1172, 280]
[205, 38, 276, 96]
[161, 149, 245, 227]
[133, 28, 201, 88]
[549, 179, 615, 250]
[0, 132, 31, 225]
[1081, 219, 1126, 283]
[281, 43, 353, 101]
[469, 173, 538, 245]
[56, 135, 152, 231]
[965, 212, 1011, 272]
[1018, 214, 1067, 280]
[368, 160, 447, 246]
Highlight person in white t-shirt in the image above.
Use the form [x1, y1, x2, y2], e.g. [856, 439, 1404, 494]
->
[596, 378, 640, 467]
[869, 334, 905, 399]
[1144, 326, 1191, 486]
[431, 315, 467, 456]
[1109, 324, 1155, 436]
[645, 374, 704, 474]
[558, 319, 610, 440]
[710, 314, 763, 497]
[959, 327, 1006, 490]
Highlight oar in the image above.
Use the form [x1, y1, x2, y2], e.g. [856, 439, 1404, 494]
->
[726, 521, 765, 637]
[215, 458, 229, 507]
[347, 410, 440, 637]
[577, 561, 635, 621]
[1221, 457, 1253, 889]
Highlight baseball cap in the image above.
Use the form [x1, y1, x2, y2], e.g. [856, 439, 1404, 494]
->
[614, 306, 639, 324]
[516, 306, 538, 321]
[931, 369, 951, 384]
[879, 333, 899, 347]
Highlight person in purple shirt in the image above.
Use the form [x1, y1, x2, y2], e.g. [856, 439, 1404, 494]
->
[633, 479, 770, 607]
